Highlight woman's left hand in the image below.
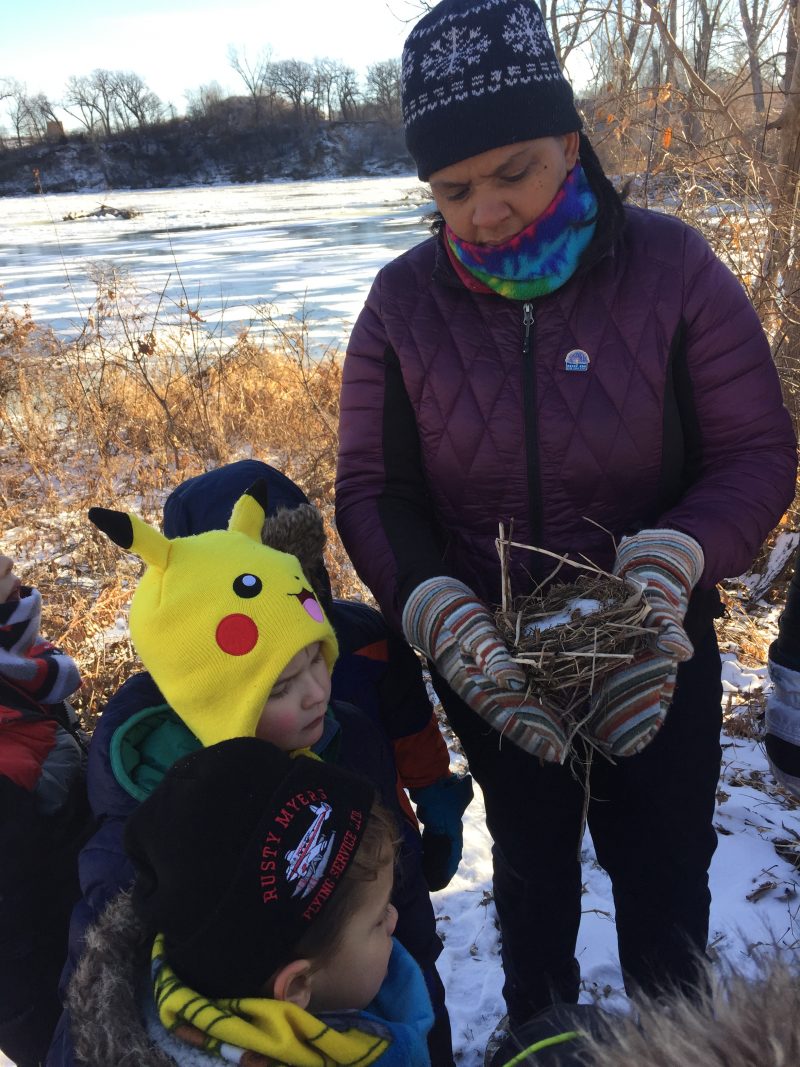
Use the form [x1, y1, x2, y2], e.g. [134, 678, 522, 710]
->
[614, 529, 704, 661]
[586, 645, 677, 757]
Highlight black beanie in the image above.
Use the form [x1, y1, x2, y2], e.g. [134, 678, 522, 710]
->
[401, 0, 581, 180]
[124, 738, 377, 997]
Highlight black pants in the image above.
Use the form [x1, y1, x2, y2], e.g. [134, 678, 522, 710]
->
[0, 778, 90, 1067]
[435, 628, 723, 1025]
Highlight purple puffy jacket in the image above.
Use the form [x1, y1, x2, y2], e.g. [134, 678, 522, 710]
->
[336, 205, 797, 635]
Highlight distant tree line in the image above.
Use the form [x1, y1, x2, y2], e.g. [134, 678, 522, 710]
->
[221, 48, 402, 125]
[0, 51, 402, 147]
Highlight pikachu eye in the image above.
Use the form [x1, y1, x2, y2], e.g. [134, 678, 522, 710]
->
[233, 573, 262, 598]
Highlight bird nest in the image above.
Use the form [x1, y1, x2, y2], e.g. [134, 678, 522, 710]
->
[494, 527, 653, 718]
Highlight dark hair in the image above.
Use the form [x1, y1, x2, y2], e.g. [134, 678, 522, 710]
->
[264, 800, 399, 989]
[427, 132, 626, 275]
[573, 132, 626, 275]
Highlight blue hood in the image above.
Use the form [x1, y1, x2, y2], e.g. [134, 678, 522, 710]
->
[162, 460, 310, 537]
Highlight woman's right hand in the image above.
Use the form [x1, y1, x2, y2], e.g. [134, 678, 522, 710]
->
[402, 577, 568, 762]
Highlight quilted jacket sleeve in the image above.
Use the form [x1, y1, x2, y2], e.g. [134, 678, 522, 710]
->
[336, 268, 451, 631]
[330, 600, 450, 787]
[656, 225, 797, 586]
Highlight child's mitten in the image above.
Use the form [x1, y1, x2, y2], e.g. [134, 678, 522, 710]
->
[586, 646, 677, 757]
[614, 529, 704, 661]
[410, 772, 474, 891]
[402, 577, 567, 762]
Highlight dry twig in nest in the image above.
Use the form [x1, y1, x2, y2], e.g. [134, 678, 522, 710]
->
[494, 525, 653, 719]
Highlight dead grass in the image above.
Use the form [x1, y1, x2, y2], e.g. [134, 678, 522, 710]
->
[0, 285, 368, 729]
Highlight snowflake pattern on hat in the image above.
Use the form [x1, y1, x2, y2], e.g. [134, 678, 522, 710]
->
[504, 4, 558, 65]
[401, 0, 581, 179]
[403, 0, 565, 126]
[421, 26, 490, 81]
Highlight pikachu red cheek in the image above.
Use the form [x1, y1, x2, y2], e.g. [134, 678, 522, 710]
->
[216, 614, 259, 656]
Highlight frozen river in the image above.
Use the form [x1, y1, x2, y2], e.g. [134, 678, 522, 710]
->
[0, 175, 431, 350]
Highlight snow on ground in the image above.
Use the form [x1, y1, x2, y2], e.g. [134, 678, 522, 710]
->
[430, 650, 800, 1064]
[4, 654, 795, 1067]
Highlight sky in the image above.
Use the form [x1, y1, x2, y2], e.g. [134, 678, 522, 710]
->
[0, 0, 421, 120]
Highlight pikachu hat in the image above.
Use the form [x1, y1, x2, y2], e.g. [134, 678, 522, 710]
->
[88, 480, 338, 746]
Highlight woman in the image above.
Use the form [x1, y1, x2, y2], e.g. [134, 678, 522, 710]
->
[335, 0, 797, 1031]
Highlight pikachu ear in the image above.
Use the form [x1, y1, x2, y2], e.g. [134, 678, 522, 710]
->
[88, 508, 170, 571]
[88, 508, 135, 549]
[228, 479, 269, 543]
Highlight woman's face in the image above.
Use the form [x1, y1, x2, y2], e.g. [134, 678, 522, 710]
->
[429, 133, 580, 246]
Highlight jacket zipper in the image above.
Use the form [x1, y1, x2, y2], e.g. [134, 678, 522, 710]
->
[521, 301, 543, 555]
[523, 302, 534, 357]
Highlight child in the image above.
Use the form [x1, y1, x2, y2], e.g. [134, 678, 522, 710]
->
[765, 544, 800, 797]
[48, 478, 455, 1067]
[163, 459, 472, 894]
[67, 737, 434, 1066]
[0, 553, 90, 1067]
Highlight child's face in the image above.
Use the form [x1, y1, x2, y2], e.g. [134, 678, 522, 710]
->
[309, 856, 397, 1013]
[255, 642, 331, 750]
[0, 555, 21, 604]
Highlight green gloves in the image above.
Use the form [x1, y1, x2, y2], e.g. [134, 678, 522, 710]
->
[411, 772, 474, 891]
[587, 529, 704, 756]
[402, 576, 567, 762]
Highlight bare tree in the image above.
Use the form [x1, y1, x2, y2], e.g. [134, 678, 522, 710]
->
[84, 69, 119, 136]
[334, 65, 361, 120]
[315, 60, 361, 121]
[185, 81, 227, 120]
[312, 58, 342, 121]
[6, 83, 32, 145]
[113, 71, 163, 128]
[63, 74, 103, 134]
[785, 0, 798, 90]
[738, 0, 770, 110]
[766, 0, 800, 375]
[4, 82, 57, 143]
[228, 45, 274, 118]
[273, 59, 316, 119]
[29, 92, 60, 137]
[365, 58, 402, 123]
[540, 0, 599, 70]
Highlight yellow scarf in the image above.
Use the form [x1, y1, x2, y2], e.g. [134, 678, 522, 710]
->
[152, 935, 389, 1066]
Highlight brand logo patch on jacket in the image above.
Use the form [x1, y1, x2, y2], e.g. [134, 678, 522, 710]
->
[564, 349, 590, 372]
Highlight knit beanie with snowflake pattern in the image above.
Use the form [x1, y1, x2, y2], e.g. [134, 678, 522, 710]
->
[402, 0, 581, 180]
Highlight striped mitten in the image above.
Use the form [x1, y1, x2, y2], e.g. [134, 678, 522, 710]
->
[585, 529, 702, 757]
[586, 646, 677, 756]
[402, 577, 568, 762]
[614, 529, 704, 661]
